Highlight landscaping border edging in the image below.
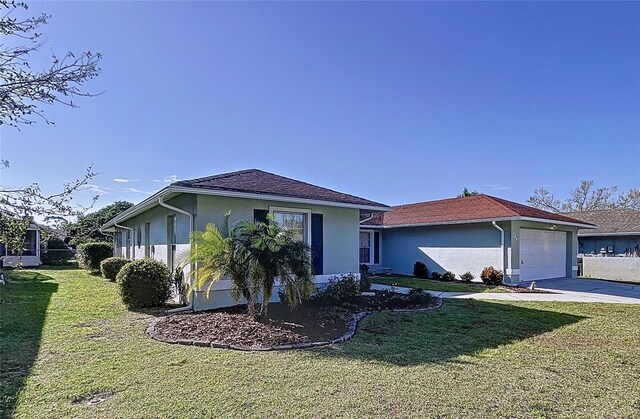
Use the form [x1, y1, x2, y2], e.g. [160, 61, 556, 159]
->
[146, 297, 444, 351]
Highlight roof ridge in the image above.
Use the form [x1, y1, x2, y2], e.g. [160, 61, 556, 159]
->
[480, 194, 523, 217]
[391, 194, 489, 209]
[173, 168, 259, 185]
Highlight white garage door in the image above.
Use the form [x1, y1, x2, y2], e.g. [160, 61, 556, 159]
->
[519, 229, 567, 281]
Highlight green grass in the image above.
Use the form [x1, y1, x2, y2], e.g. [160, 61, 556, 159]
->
[372, 276, 511, 292]
[2, 268, 639, 418]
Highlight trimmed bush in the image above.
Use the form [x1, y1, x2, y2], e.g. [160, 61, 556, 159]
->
[100, 257, 131, 281]
[310, 274, 359, 305]
[116, 258, 172, 308]
[442, 271, 456, 282]
[480, 266, 504, 285]
[430, 271, 442, 281]
[76, 242, 113, 272]
[460, 271, 475, 282]
[413, 261, 428, 278]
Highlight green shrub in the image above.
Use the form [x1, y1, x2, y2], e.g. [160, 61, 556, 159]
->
[480, 266, 504, 285]
[41, 237, 74, 266]
[442, 271, 456, 282]
[413, 261, 428, 278]
[116, 258, 172, 308]
[460, 271, 475, 282]
[100, 257, 131, 281]
[359, 265, 371, 292]
[310, 274, 360, 305]
[76, 242, 113, 272]
[430, 271, 442, 281]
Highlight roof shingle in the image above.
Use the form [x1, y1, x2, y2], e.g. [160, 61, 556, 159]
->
[361, 195, 593, 227]
[173, 169, 388, 209]
[561, 209, 640, 235]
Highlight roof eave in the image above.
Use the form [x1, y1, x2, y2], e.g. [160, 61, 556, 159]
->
[380, 216, 596, 229]
[101, 186, 390, 231]
[577, 231, 640, 237]
[169, 186, 391, 212]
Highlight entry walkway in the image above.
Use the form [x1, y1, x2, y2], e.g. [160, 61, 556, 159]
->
[370, 278, 640, 305]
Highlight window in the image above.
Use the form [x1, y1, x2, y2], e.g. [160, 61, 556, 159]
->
[360, 231, 372, 264]
[270, 207, 311, 244]
[136, 226, 142, 247]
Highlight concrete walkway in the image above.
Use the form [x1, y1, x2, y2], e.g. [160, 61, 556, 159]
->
[370, 279, 640, 305]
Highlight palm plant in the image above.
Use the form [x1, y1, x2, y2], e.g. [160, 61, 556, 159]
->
[180, 211, 256, 314]
[236, 216, 315, 318]
[181, 212, 315, 318]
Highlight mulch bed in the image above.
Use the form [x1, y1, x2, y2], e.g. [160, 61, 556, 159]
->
[149, 294, 441, 350]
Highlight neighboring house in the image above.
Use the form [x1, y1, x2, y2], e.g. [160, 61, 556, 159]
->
[101, 169, 389, 310]
[562, 209, 640, 257]
[360, 195, 595, 284]
[0, 222, 42, 267]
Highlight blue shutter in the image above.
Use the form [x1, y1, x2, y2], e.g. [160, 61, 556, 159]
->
[311, 214, 323, 275]
[253, 209, 268, 224]
[374, 231, 380, 264]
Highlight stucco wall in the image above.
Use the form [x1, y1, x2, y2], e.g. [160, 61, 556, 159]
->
[380, 222, 505, 278]
[196, 194, 360, 276]
[117, 193, 361, 311]
[582, 257, 640, 283]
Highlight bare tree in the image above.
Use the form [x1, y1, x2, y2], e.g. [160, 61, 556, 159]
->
[617, 188, 640, 210]
[528, 180, 638, 213]
[0, 1, 102, 259]
[526, 188, 563, 213]
[0, 0, 102, 128]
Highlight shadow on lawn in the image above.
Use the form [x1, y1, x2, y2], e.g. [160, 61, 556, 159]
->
[0, 270, 58, 418]
[315, 299, 586, 366]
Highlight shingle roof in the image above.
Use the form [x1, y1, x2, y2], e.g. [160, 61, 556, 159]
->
[561, 209, 640, 235]
[173, 169, 389, 209]
[360, 195, 593, 227]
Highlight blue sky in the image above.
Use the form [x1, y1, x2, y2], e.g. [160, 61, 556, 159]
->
[1, 1, 639, 213]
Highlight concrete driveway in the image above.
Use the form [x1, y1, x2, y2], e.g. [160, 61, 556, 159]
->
[534, 277, 640, 300]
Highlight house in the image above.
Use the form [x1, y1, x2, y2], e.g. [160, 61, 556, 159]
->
[101, 169, 389, 310]
[360, 195, 595, 284]
[562, 209, 640, 257]
[0, 221, 42, 268]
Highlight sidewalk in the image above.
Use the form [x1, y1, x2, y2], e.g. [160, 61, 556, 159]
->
[370, 284, 640, 304]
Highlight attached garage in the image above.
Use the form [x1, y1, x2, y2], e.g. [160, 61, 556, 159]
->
[360, 195, 595, 284]
[519, 229, 567, 281]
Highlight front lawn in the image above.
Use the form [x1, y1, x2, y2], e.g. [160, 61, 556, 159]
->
[372, 276, 512, 293]
[2, 268, 639, 418]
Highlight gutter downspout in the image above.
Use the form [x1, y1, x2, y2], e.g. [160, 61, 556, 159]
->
[114, 222, 134, 259]
[158, 195, 196, 314]
[491, 221, 505, 282]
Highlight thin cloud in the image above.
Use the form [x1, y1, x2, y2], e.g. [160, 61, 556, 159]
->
[113, 178, 138, 183]
[152, 175, 181, 183]
[121, 187, 152, 195]
[78, 183, 108, 195]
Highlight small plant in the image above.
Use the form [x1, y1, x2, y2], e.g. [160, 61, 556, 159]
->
[460, 271, 475, 282]
[480, 266, 504, 285]
[413, 261, 428, 278]
[310, 274, 360, 305]
[100, 257, 130, 281]
[359, 264, 370, 275]
[116, 258, 172, 308]
[442, 271, 456, 282]
[430, 271, 442, 281]
[359, 265, 371, 292]
[76, 242, 113, 273]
